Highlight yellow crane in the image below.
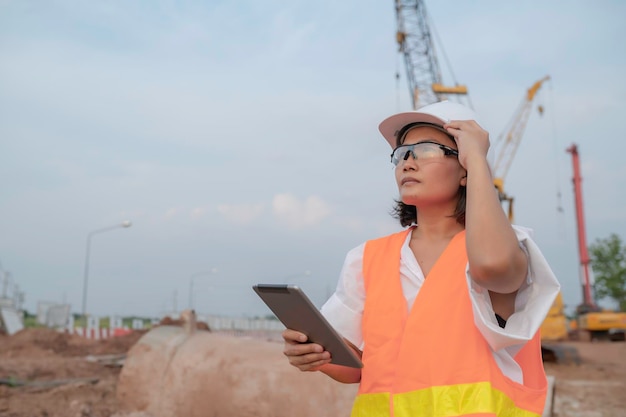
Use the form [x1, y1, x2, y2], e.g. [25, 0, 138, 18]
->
[492, 75, 550, 221]
[490, 76, 576, 350]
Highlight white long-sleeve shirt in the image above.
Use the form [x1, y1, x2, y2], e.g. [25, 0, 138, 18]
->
[321, 225, 560, 384]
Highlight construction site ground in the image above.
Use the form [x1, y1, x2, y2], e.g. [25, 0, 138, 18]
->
[0, 328, 624, 417]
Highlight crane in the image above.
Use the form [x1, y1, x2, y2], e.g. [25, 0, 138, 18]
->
[566, 144, 626, 340]
[566, 144, 595, 310]
[394, 3, 547, 221]
[394, 0, 468, 109]
[492, 75, 550, 221]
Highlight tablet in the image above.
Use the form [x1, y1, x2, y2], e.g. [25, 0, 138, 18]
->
[253, 284, 363, 368]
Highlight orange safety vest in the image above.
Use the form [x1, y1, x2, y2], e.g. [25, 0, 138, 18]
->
[352, 229, 547, 417]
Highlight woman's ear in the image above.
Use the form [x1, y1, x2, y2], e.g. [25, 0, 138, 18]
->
[460, 173, 467, 187]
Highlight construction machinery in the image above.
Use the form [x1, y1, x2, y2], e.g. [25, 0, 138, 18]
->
[566, 144, 626, 341]
[486, 76, 575, 349]
[492, 76, 550, 221]
[492, 83, 578, 360]
[394, 0, 551, 225]
[540, 293, 570, 342]
[394, 0, 468, 109]
[395, 0, 550, 224]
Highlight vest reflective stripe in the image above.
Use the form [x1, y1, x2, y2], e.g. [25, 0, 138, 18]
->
[352, 229, 547, 417]
[353, 382, 541, 417]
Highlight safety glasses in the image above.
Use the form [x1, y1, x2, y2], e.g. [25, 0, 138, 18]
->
[390, 141, 459, 166]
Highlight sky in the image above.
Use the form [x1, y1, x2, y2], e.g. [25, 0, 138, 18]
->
[1, 0, 625, 319]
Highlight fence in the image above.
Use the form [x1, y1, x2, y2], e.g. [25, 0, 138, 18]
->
[59, 314, 285, 341]
[61, 315, 151, 340]
[199, 315, 284, 331]
[197, 315, 285, 340]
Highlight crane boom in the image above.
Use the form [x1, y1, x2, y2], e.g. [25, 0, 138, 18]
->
[493, 75, 550, 220]
[493, 76, 550, 180]
[394, 0, 467, 109]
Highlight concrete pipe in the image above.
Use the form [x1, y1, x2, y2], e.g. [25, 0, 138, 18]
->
[117, 315, 358, 417]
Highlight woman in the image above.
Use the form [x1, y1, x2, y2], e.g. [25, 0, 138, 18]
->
[283, 101, 560, 416]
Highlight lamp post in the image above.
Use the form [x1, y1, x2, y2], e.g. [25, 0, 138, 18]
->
[81, 220, 132, 317]
[188, 268, 218, 310]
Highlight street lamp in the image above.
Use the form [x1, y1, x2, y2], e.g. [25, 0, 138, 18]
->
[188, 268, 218, 310]
[81, 220, 132, 317]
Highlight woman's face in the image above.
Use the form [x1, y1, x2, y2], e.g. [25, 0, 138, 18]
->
[394, 126, 467, 208]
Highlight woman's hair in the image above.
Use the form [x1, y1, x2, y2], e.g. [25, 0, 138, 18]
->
[391, 186, 467, 227]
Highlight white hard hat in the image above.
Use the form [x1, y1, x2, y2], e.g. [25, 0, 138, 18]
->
[378, 100, 478, 149]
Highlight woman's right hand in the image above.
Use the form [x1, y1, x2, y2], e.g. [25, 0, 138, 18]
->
[282, 329, 331, 372]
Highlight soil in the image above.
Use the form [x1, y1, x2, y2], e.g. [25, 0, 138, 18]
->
[543, 341, 626, 417]
[0, 328, 146, 417]
[0, 328, 624, 417]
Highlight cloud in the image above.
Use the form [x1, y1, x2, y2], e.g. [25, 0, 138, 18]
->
[191, 206, 208, 219]
[164, 207, 183, 219]
[217, 203, 265, 225]
[272, 193, 332, 230]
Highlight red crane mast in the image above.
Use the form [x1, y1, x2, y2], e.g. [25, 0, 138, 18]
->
[566, 143, 595, 309]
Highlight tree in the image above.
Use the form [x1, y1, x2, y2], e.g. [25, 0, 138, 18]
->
[589, 233, 626, 311]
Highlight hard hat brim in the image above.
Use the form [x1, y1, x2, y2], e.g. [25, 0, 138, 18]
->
[378, 101, 477, 149]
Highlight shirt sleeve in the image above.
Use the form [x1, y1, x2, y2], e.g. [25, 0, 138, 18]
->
[468, 225, 561, 352]
[320, 243, 366, 350]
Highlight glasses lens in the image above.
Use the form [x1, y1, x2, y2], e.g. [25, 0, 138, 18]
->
[391, 142, 449, 165]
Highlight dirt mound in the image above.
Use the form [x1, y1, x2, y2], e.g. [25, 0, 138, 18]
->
[158, 316, 210, 331]
[0, 328, 148, 417]
[0, 328, 147, 359]
[0, 328, 93, 358]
